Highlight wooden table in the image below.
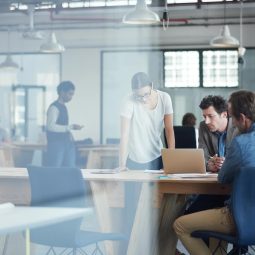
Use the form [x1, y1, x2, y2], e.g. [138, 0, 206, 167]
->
[10, 143, 46, 167]
[0, 168, 230, 255]
[8, 143, 119, 168]
[82, 170, 231, 255]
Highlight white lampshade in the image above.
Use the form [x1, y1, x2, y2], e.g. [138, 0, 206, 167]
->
[0, 55, 19, 70]
[40, 32, 65, 53]
[210, 25, 239, 48]
[122, 0, 160, 25]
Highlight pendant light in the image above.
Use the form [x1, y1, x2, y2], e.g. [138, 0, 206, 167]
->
[0, 30, 19, 70]
[210, 1, 239, 48]
[238, 0, 246, 63]
[40, 32, 65, 53]
[122, 0, 160, 25]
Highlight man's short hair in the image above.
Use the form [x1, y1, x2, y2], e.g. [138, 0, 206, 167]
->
[57, 81, 75, 95]
[229, 90, 255, 122]
[199, 95, 227, 114]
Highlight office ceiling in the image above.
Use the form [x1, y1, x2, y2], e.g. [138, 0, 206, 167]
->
[0, 0, 255, 30]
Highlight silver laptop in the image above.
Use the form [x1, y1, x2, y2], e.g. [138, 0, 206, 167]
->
[161, 148, 206, 174]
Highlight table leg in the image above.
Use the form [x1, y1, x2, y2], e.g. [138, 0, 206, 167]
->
[25, 229, 30, 255]
[127, 182, 158, 255]
[87, 151, 101, 169]
[157, 194, 186, 255]
[89, 181, 116, 255]
[2, 235, 9, 255]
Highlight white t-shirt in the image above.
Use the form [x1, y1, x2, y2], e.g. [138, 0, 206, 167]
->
[120, 90, 173, 163]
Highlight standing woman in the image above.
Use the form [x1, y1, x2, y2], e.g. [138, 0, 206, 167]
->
[119, 72, 175, 170]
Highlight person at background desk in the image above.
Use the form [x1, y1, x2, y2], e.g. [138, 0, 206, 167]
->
[119, 72, 175, 171]
[46, 81, 83, 167]
[182, 112, 197, 127]
[185, 96, 238, 217]
[174, 90, 255, 255]
[182, 112, 198, 148]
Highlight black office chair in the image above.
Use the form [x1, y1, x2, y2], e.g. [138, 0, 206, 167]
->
[164, 126, 196, 148]
[27, 165, 124, 255]
[191, 166, 255, 255]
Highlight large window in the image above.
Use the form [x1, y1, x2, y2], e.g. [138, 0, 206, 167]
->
[164, 51, 199, 87]
[203, 50, 238, 87]
[164, 49, 238, 88]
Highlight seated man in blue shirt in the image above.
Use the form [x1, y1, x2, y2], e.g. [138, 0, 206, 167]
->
[173, 90, 255, 255]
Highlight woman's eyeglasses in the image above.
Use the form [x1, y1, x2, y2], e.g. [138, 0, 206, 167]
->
[133, 88, 152, 102]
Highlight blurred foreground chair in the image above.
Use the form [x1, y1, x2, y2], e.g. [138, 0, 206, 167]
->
[191, 166, 255, 255]
[27, 165, 124, 255]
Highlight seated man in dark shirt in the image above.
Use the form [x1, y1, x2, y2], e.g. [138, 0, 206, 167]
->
[185, 95, 238, 215]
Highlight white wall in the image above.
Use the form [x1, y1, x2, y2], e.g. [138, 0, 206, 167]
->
[61, 49, 101, 142]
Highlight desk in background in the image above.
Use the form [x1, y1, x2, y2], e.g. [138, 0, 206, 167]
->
[78, 145, 119, 169]
[0, 143, 119, 169]
[0, 168, 230, 255]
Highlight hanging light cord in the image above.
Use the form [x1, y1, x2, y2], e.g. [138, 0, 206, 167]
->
[223, 0, 226, 26]
[240, 0, 243, 47]
[163, 0, 169, 30]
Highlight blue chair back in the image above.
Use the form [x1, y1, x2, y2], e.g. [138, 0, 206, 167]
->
[27, 166, 86, 246]
[232, 166, 255, 246]
[28, 165, 86, 207]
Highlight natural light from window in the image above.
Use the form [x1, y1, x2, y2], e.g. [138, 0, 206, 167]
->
[164, 51, 200, 87]
[203, 50, 238, 87]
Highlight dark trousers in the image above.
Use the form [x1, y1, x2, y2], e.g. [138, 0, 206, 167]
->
[46, 140, 76, 167]
[185, 194, 230, 215]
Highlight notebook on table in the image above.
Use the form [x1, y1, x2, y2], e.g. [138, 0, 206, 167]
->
[161, 148, 206, 175]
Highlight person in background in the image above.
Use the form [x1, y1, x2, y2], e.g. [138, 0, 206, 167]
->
[182, 112, 197, 127]
[119, 72, 175, 171]
[182, 112, 198, 148]
[46, 81, 83, 167]
[174, 90, 255, 255]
